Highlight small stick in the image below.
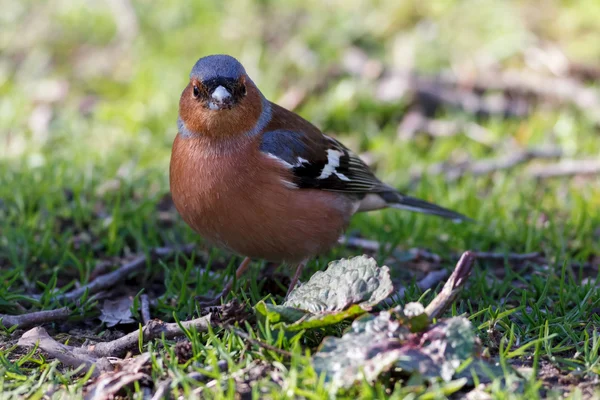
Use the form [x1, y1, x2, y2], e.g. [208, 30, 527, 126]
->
[527, 159, 600, 178]
[472, 251, 541, 261]
[339, 236, 383, 252]
[55, 244, 196, 302]
[61, 256, 147, 301]
[88, 314, 212, 358]
[18, 314, 214, 374]
[151, 380, 172, 400]
[409, 248, 443, 263]
[425, 251, 476, 320]
[85, 353, 151, 400]
[393, 269, 449, 301]
[140, 294, 151, 325]
[398, 111, 495, 146]
[0, 307, 71, 329]
[412, 147, 562, 183]
[17, 327, 110, 377]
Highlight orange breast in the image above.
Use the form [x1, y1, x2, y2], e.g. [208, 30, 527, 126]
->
[169, 134, 355, 263]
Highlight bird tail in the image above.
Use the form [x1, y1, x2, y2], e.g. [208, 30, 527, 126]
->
[378, 191, 472, 222]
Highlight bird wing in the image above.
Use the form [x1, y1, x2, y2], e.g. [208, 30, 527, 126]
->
[259, 102, 470, 221]
[259, 102, 388, 194]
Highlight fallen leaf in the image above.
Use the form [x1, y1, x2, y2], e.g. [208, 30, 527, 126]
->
[313, 307, 508, 393]
[396, 317, 478, 382]
[285, 255, 393, 312]
[312, 311, 410, 392]
[256, 255, 393, 330]
[84, 353, 151, 400]
[99, 297, 136, 327]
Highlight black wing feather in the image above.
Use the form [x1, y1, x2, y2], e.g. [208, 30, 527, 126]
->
[260, 130, 386, 192]
[259, 128, 471, 221]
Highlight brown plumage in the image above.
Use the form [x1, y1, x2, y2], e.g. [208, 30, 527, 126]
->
[170, 133, 355, 264]
[170, 54, 470, 302]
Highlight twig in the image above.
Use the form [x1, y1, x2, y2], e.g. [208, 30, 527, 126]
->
[151, 379, 172, 400]
[466, 148, 563, 176]
[85, 353, 151, 400]
[231, 327, 293, 358]
[568, 62, 600, 82]
[408, 248, 443, 263]
[380, 72, 531, 118]
[18, 313, 214, 375]
[472, 251, 542, 261]
[397, 109, 495, 146]
[88, 314, 212, 358]
[17, 327, 112, 377]
[53, 244, 195, 302]
[527, 159, 600, 178]
[338, 236, 384, 252]
[0, 307, 71, 329]
[465, 69, 600, 120]
[62, 256, 145, 301]
[393, 270, 449, 301]
[412, 147, 562, 182]
[140, 294, 151, 325]
[379, 66, 600, 123]
[409, 68, 600, 120]
[425, 251, 476, 320]
[342, 238, 539, 265]
[416, 77, 530, 118]
[416, 270, 449, 292]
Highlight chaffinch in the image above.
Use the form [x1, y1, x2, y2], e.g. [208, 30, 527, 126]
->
[170, 54, 470, 303]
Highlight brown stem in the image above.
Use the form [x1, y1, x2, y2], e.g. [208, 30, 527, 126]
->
[425, 251, 476, 320]
[140, 294, 151, 325]
[17, 327, 110, 377]
[54, 244, 196, 302]
[0, 307, 71, 329]
[17, 313, 213, 374]
[394, 269, 449, 300]
[472, 251, 541, 261]
[527, 159, 600, 178]
[88, 314, 212, 358]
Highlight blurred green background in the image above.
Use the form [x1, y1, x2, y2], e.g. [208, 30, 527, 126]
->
[1, 0, 600, 397]
[2, 0, 600, 269]
[2, 0, 599, 165]
[2, 0, 599, 257]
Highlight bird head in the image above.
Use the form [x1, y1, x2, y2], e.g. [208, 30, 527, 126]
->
[178, 54, 266, 138]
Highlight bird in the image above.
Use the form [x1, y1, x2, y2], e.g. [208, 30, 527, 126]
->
[169, 54, 470, 304]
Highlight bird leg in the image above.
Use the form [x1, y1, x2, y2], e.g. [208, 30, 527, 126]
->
[196, 257, 252, 306]
[286, 260, 306, 298]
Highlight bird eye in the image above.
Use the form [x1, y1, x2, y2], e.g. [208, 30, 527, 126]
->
[192, 85, 199, 98]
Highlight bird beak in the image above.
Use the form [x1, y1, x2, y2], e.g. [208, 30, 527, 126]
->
[208, 85, 232, 110]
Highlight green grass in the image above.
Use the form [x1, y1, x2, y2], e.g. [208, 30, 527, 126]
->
[1, 0, 600, 398]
